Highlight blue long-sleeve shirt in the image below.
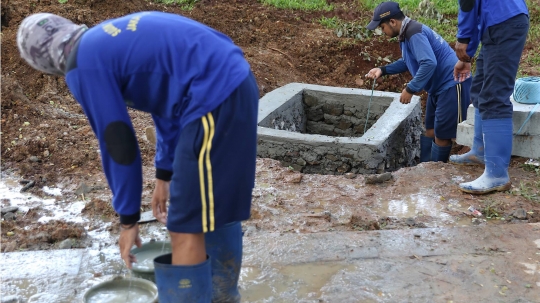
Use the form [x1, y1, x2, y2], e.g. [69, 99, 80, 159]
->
[457, 0, 528, 57]
[381, 20, 458, 96]
[65, 11, 251, 223]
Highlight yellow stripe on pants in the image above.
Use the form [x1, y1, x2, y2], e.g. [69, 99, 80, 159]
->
[198, 113, 215, 233]
[456, 83, 463, 123]
[205, 113, 216, 232]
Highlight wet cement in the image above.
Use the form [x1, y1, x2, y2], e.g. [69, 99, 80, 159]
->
[1, 223, 539, 302]
[85, 286, 154, 303]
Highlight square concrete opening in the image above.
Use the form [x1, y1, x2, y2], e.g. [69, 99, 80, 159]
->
[257, 83, 423, 175]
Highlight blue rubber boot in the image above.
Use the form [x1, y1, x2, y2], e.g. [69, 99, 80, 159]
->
[449, 108, 485, 166]
[459, 119, 513, 194]
[205, 221, 243, 303]
[431, 141, 452, 163]
[420, 135, 433, 162]
[154, 254, 212, 303]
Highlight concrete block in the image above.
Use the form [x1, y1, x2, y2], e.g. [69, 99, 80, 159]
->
[1, 249, 84, 279]
[456, 100, 540, 158]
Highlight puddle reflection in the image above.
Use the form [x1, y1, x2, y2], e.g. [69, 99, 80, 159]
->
[240, 263, 355, 302]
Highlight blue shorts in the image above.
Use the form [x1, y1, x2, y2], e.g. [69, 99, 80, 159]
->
[425, 78, 471, 139]
[167, 72, 259, 233]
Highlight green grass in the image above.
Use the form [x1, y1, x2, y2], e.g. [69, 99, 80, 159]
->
[360, 0, 458, 15]
[358, 0, 538, 41]
[526, 53, 540, 66]
[318, 16, 374, 41]
[318, 16, 340, 28]
[358, 0, 539, 74]
[523, 0, 540, 75]
[478, 198, 504, 219]
[357, 0, 458, 41]
[151, 0, 198, 10]
[261, 0, 333, 11]
[511, 181, 540, 202]
[509, 163, 540, 202]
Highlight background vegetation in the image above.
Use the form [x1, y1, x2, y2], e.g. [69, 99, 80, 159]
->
[256, 0, 539, 76]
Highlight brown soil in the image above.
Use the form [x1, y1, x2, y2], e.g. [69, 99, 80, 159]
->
[1, 0, 539, 252]
[1, 218, 86, 251]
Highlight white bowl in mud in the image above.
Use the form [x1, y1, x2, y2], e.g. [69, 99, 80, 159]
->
[83, 276, 158, 303]
[130, 241, 172, 282]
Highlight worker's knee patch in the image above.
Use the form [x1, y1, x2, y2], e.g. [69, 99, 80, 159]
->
[104, 121, 138, 165]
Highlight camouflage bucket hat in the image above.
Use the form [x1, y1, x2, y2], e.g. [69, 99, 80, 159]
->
[17, 13, 86, 75]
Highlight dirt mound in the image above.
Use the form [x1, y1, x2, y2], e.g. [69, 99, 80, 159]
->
[1, 0, 407, 186]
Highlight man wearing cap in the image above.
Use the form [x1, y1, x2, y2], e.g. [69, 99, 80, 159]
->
[365, 1, 471, 163]
[451, 0, 529, 194]
[17, 11, 259, 302]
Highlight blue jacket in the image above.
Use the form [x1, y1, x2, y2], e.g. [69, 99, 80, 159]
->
[382, 20, 458, 96]
[457, 0, 528, 57]
[65, 12, 250, 221]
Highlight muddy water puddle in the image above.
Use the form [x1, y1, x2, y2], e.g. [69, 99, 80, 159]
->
[0, 170, 507, 302]
[253, 171, 499, 232]
[0, 178, 87, 224]
[370, 190, 476, 227]
[240, 263, 357, 302]
[2, 176, 374, 302]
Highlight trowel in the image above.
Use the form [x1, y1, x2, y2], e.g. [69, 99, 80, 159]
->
[138, 210, 157, 223]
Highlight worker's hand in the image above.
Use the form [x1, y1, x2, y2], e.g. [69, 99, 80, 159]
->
[454, 41, 470, 62]
[119, 223, 142, 269]
[152, 179, 170, 224]
[454, 61, 472, 82]
[365, 68, 382, 79]
[400, 88, 413, 104]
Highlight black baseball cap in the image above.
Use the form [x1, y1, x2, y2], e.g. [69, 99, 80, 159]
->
[366, 1, 402, 30]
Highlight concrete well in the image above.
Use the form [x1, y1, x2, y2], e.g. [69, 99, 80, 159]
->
[257, 83, 423, 175]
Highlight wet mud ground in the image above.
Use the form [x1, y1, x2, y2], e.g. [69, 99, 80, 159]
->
[1, 0, 540, 302]
[2, 158, 540, 252]
[1, 185, 540, 303]
[2, 158, 540, 302]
